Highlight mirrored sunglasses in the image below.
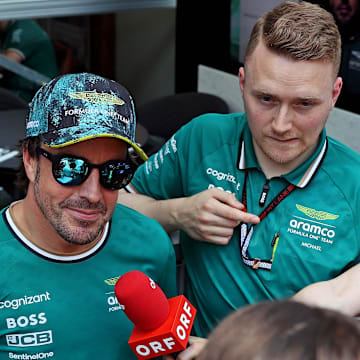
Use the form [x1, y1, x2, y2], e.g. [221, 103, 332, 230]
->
[36, 147, 134, 191]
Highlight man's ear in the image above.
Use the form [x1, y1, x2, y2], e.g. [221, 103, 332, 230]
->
[239, 67, 245, 96]
[23, 146, 38, 183]
[332, 76, 343, 107]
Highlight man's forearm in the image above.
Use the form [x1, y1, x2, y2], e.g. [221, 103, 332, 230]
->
[118, 187, 259, 243]
[292, 264, 360, 316]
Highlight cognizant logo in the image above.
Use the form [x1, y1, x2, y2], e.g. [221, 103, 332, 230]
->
[289, 219, 335, 238]
[206, 168, 237, 183]
[0, 292, 51, 310]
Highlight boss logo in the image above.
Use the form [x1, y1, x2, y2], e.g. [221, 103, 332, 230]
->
[6, 313, 47, 329]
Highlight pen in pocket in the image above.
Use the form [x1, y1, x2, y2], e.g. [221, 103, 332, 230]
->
[271, 232, 280, 262]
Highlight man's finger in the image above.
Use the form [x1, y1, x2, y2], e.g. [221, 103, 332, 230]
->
[206, 199, 259, 224]
[209, 188, 244, 209]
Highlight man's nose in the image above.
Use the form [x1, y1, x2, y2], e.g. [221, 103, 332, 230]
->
[271, 105, 292, 134]
[78, 169, 103, 203]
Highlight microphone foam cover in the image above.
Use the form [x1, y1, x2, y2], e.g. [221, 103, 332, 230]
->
[115, 270, 170, 331]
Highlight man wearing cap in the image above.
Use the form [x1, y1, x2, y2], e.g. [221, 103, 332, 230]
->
[0, 73, 176, 359]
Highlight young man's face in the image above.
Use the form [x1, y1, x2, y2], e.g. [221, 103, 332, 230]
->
[31, 137, 127, 247]
[330, 0, 358, 24]
[239, 41, 342, 174]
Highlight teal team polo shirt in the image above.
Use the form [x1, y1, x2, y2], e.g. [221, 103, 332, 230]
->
[132, 113, 360, 337]
[0, 204, 176, 359]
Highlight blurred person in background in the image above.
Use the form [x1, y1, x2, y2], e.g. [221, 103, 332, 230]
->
[324, 0, 360, 113]
[0, 19, 59, 102]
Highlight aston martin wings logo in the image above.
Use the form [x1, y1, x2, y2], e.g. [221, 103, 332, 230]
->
[69, 91, 125, 105]
[296, 204, 339, 221]
[104, 276, 121, 286]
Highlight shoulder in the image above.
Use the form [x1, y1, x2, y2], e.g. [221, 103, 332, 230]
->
[12, 20, 47, 41]
[0, 207, 21, 251]
[321, 137, 360, 196]
[183, 112, 246, 134]
[176, 112, 247, 147]
[109, 204, 175, 274]
[15, 20, 40, 31]
[111, 204, 170, 239]
[8, 20, 33, 34]
[325, 137, 360, 168]
[4, 20, 36, 46]
[112, 203, 164, 223]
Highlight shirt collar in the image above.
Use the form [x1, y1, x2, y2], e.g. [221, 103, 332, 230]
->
[237, 123, 327, 188]
[4, 205, 110, 262]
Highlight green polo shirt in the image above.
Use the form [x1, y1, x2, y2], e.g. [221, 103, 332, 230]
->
[0, 204, 176, 359]
[132, 113, 360, 337]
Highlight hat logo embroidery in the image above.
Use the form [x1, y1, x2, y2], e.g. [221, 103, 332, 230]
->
[69, 91, 125, 106]
[296, 204, 339, 221]
[26, 120, 40, 130]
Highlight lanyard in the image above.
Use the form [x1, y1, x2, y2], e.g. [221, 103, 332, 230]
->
[239, 170, 296, 270]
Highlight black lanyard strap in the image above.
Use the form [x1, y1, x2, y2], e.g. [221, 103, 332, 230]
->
[242, 170, 296, 220]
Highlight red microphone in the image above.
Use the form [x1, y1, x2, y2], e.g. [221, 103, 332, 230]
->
[115, 270, 197, 360]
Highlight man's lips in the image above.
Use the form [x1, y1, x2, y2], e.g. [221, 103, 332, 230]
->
[66, 207, 103, 222]
[268, 136, 298, 144]
[337, 5, 351, 14]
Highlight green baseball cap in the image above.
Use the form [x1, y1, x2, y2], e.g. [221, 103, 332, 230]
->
[26, 72, 147, 161]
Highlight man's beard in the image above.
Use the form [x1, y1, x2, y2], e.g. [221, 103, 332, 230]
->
[33, 164, 109, 246]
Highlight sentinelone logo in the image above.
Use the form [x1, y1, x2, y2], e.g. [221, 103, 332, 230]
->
[0, 292, 51, 310]
[8, 351, 54, 359]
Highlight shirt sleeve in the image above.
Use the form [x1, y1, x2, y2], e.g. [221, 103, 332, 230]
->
[132, 120, 194, 200]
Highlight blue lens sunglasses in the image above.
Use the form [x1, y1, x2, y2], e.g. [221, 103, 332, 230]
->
[36, 147, 135, 191]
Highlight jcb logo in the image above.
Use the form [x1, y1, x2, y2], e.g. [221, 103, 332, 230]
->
[6, 330, 52, 347]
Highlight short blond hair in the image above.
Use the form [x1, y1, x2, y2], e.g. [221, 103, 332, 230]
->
[245, 1, 341, 75]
